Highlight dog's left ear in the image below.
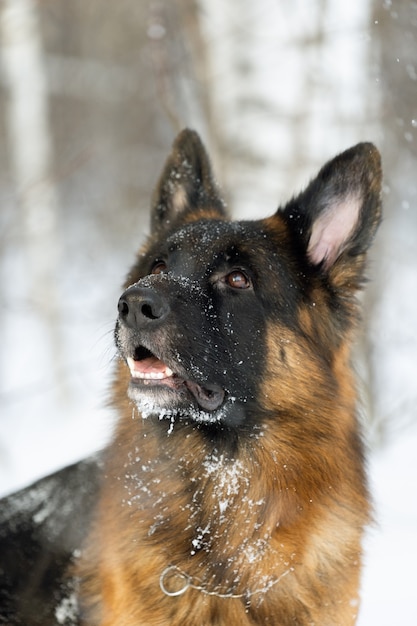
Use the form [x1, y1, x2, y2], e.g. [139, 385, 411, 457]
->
[151, 129, 226, 232]
[281, 142, 382, 285]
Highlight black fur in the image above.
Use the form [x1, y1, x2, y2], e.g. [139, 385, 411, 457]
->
[0, 130, 381, 625]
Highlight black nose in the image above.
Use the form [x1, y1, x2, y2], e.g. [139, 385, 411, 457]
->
[118, 286, 170, 328]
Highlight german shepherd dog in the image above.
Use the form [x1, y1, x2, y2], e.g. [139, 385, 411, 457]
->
[77, 129, 382, 625]
[79, 130, 381, 626]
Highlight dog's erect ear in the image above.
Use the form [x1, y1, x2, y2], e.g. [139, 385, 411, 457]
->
[151, 129, 226, 232]
[281, 143, 382, 281]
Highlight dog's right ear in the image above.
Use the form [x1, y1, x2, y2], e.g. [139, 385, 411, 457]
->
[151, 129, 226, 233]
[280, 142, 382, 285]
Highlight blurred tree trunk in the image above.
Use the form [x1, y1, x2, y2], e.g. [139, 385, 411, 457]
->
[0, 0, 65, 399]
[363, 0, 417, 445]
[198, 0, 375, 217]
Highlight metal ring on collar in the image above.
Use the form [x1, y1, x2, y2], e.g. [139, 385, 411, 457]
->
[160, 565, 191, 597]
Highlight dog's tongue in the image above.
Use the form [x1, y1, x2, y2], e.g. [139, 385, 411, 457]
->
[127, 356, 174, 380]
[127, 355, 225, 411]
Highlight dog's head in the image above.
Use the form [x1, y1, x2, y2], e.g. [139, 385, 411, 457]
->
[115, 130, 382, 430]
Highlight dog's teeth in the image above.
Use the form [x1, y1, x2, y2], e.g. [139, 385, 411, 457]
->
[127, 356, 174, 380]
[140, 371, 170, 380]
[132, 371, 167, 380]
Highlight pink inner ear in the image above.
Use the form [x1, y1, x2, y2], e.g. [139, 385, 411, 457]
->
[307, 193, 362, 269]
[171, 185, 188, 213]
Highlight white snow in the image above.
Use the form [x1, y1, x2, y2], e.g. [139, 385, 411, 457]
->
[55, 592, 79, 625]
[358, 425, 417, 626]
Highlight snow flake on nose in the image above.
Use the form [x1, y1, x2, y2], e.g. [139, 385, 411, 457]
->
[138, 271, 205, 296]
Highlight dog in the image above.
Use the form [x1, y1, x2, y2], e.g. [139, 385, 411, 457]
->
[74, 129, 382, 626]
[0, 130, 382, 626]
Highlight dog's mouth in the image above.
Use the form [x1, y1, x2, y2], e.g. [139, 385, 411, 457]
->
[126, 346, 225, 413]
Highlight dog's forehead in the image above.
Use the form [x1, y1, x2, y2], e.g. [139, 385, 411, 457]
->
[167, 219, 260, 257]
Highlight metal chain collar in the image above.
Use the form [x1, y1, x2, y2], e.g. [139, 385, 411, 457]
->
[159, 564, 293, 600]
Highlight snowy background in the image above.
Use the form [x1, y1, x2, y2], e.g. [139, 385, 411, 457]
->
[0, 1, 416, 624]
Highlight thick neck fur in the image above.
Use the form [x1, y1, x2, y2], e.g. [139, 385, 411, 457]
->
[79, 359, 370, 626]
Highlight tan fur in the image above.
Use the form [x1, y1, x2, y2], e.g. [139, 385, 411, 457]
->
[78, 132, 379, 625]
[79, 304, 370, 626]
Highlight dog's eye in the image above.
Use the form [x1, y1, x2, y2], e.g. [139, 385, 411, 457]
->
[225, 270, 251, 289]
[150, 260, 167, 275]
